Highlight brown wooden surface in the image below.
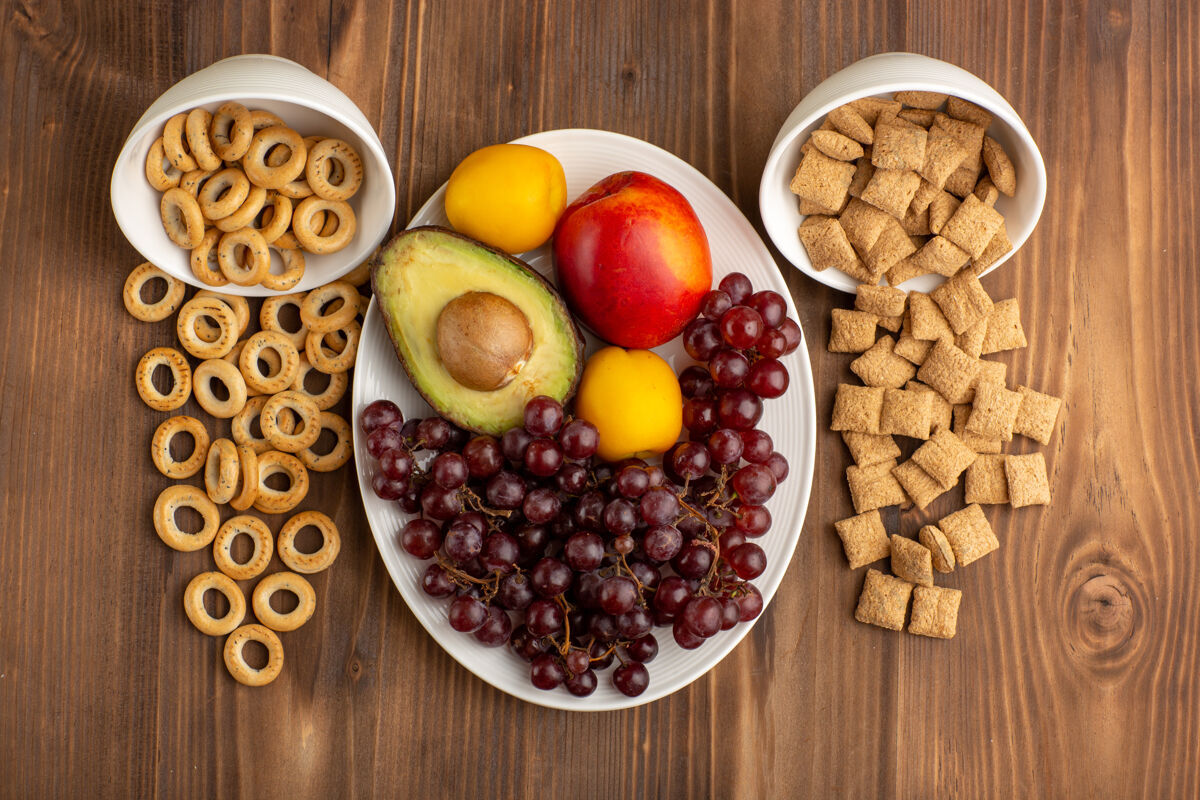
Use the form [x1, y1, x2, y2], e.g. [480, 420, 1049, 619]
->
[2, 0, 1198, 797]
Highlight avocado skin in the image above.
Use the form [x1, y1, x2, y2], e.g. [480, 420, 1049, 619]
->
[370, 226, 584, 435]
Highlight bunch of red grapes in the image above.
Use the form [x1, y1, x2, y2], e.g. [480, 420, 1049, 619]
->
[361, 271, 801, 699]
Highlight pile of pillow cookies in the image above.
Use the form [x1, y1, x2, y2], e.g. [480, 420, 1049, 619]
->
[827, 272, 1062, 639]
[791, 91, 1016, 285]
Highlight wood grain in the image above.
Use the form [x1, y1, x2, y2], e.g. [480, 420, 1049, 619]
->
[1, 0, 1198, 797]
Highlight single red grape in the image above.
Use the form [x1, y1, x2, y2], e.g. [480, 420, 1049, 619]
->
[727, 542, 767, 579]
[748, 290, 786, 328]
[671, 441, 711, 479]
[734, 504, 772, 537]
[530, 652, 567, 689]
[524, 395, 564, 436]
[448, 595, 487, 633]
[400, 518, 441, 559]
[443, 521, 483, 563]
[431, 451, 468, 489]
[708, 348, 749, 388]
[612, 661, 649, 697]
[731, 464, 776, 505]
[719, 305, 764, 349]
[370, 471, 406, 500]
[639, 486, 679, 525]
[747, 357, 789, 399]
[718, 272, 753, 305]
[643, 524, 683, 562]
[700, 289, 733, 320]
[681, 596, 722, 638]
[717, 389, 763, 430]
[683, 318, 724, 361]
[473, 605, 513, 646]
[779, 317, 802, 354]
[361, 399, 402, 434]
[564, 668, 597, 696]
[480, 532, 520, 573]
[736, 583, 764, 621]
[421, 563, 455, 597]
[678, 365, 715, 399]
[501, 427, 533, 462]
[755, 328, 788, 358]
[682, 397, 719, 436]
[416, 417, 452, 450]
[558, 418, 599, 460]
[739, 429, 773, 464]
[766, 451, 789, 483]
[463, 435, 503, 478]
[672, 617, 704, 649]
[366, 425, 404, 459]
[627, 633, 659, 663]
[524, 437, 563, 477]
[708, 428, 744, 464]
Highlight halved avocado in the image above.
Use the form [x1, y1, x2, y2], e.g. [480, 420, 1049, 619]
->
[371, 226, 584, 435]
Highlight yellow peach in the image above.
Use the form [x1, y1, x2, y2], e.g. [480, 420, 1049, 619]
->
[574, 347, 682, 462]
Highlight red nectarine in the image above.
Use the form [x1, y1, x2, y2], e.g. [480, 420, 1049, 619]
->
[552, 171, 713, 348]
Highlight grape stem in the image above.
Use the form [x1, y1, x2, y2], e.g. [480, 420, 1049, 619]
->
[673, 494, 726, 595]
[460, 486, 513, 519]
[615, 551, 649, 604]
[553, 594, 575, 655]
[433, 553, 501, 604]
[590, 642, 617, 663]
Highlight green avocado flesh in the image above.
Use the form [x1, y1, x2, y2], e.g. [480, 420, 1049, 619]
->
[372, 226, 584, 436]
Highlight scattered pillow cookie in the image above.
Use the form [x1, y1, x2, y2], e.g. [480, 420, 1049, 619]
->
[851, 337, 917, 388]
[938, 504, 998, 566]
[891, 459, 948, 511]
[964, 454, 1009, 505]
[1013, 385, 1062, 444]
[834, 509, 891, 569]
[842, 431, 901, 466]
[910, 429, 977, 489]
[831, 383, 885, 434]
[1004, 453, 1051, 508]
[908, 585, 962, 639]
[830, 309, 879, 353]
[890, 535, 933, 586]
[918, 525, 956, 573]
[846, 458, 907, 514]
[854, 569, 914, 631]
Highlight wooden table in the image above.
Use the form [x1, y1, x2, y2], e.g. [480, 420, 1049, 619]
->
[2, 1, 1196, 796]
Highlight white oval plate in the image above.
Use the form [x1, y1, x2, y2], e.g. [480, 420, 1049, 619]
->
[352, 128, 816, 711]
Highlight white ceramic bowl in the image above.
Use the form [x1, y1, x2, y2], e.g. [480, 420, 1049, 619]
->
[759, 52, 1046, 294]
[110, 54, 396, 295]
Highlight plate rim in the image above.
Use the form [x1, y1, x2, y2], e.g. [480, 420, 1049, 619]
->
[352, 127, 817, 711]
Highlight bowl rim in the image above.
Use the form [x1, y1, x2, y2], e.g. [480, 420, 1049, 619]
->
[758, 52, 1047, 294]
[109, 62, 397, 295]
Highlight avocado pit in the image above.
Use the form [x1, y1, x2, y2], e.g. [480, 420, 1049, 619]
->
[436, 291, 533, 391]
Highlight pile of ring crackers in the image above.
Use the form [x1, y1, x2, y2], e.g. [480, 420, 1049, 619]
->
[146, 101, 363, 290]
[792, 91, 1062, 639]
[124, 257, 371, 685]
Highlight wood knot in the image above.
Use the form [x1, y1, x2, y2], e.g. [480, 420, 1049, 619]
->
[1077, 574, 1133, 646]
[621, 64, 639, 84]
[1061, 556, 1145, 681]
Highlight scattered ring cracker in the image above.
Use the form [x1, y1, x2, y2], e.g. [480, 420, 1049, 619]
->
[183, 571, 246, 637]
[213, 515, 274, 581]
[223, 624, 284, 687]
